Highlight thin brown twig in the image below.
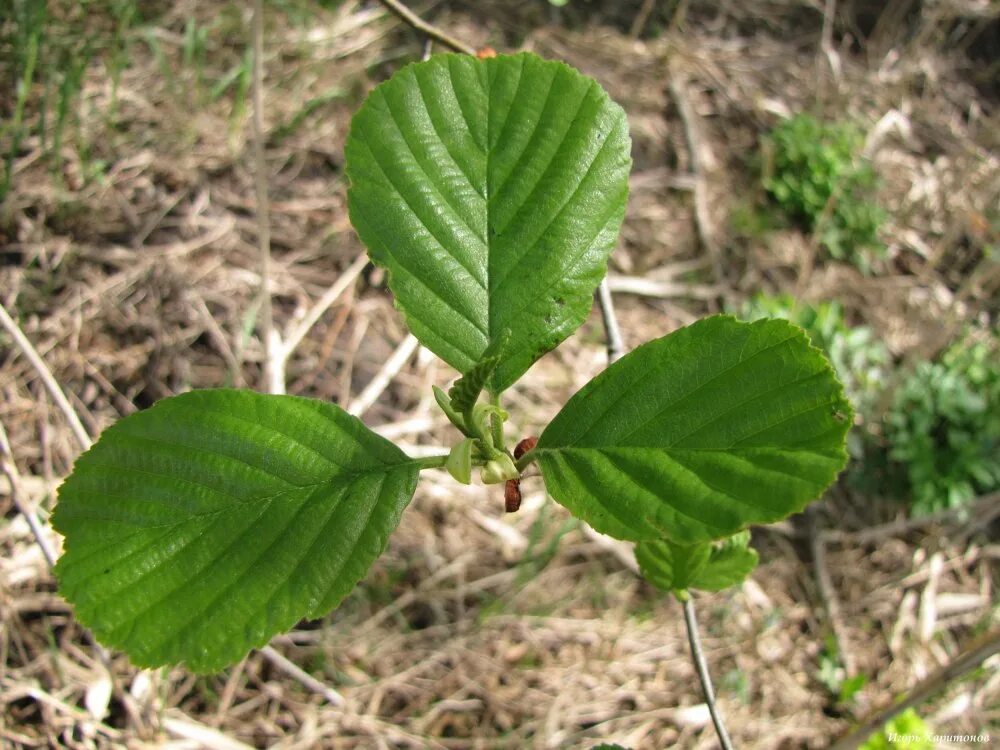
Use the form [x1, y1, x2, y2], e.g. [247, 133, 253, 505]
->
[281, 253, 368, 361]
[810, 508, 856, 677]
[819, 0, 842, 86]
[821, 491, 1000, 546]
[347, 333, 420, 417]
[0, 420, 57, 568]
[377, 0, 476, 56]
[259, 646, 345, 707]
[596, 279, 625, 363]
[0, 301, 92, 451]
[629, 0, 656, 39]
[683, 596, 736, 750]
[668, 67, 724, 289]
[0, 418, 114, 672]
[251, 0, 279, 395]
[829, 628, 1000, 750]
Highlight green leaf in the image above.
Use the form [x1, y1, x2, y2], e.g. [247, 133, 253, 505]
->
[635, 538, 711, 593]
[448, 329, 511, 413]
[694, 530, 759, 591]
[346, 52, 631, 392]
[52, 390, 420, 672]
[432, 384, 469, 435]
[536, 315, 852, 542]
[636, 531, 759, 594]
[445, 437, 475, 484]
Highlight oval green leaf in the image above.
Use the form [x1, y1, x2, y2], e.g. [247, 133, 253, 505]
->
[345, 52, 631, 392]
[536, 315, 852, 543]
[52, 390, 420, 671]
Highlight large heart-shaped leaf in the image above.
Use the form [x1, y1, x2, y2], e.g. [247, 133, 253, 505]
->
[345, 52, 631, 392]
[53, 390, 419, 671]
[535, 316, 852, 543]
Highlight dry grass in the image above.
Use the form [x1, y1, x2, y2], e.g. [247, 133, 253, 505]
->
[1, 1, 998, 748]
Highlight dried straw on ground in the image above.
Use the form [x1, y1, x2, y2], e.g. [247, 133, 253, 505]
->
[1, 1, 997, 747]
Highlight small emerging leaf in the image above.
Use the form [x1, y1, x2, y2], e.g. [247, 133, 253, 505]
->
[636, 531, 758, 594]
[481, 454, 518, 485]
[470, 402, 507, 444]
[448, 329, 511, 412]
[635, 538, 710, 594]
[446, 437, 476, 484]
[536, 315, 852, 543]
[696, 530, 759, 591]
[53, 390, 420, 671]
[433, 384, 468, 434]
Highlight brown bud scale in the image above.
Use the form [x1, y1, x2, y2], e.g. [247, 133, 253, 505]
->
[513, 436, 539, 460]
[504, 479, 522, 513]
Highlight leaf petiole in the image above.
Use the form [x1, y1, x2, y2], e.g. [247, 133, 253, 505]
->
[514, 449, 538, 473]
[488, 391, 506, 453]
[416, 453, 489, 472]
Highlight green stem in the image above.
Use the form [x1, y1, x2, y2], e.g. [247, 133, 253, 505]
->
[489, 391, 506, 453]
[461, 403, 504, 461]
[514, 450, 537, 473]
[416, 454, 486, 471]
[415, 454, 448, 470]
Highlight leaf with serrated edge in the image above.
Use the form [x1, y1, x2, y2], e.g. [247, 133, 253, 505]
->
[448, 329, 511, 413]
[52, 390, 420, 672]
[636, 531, 758, 594]
[692, 530, 759, 591]
[346, 52, 631, 392]
[635, 538, 711, 593]
[536, 315, 852, 543]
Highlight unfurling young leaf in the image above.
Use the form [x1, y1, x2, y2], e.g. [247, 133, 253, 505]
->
[696, 530, 759, 591]
[448, 329, 511, 413]
[481, 453, 518, 485]
[636, 530, 759, 595]
[52, 390, 421, 672]
[446, 437, 476, 484]
[345, 52, 632, 392]
[534, 315, 852, 543]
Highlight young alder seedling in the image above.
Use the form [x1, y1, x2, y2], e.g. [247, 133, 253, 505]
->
[52, 52, 852, 673]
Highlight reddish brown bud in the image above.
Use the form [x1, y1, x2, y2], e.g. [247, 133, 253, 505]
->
[513, 436, 538, 460]
[504, 479, 522, 513]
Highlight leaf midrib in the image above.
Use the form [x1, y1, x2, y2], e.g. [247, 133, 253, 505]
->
[67, 460, 416, 535]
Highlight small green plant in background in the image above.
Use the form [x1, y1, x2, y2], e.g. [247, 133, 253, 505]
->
[0, 0, 138, 199]
[763, 114, 885, 272]
[885, 331, 1000, 514]
[738, 294, 889, 430]
[859, 708, 934, 750]
[818, 635, 867, 706]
